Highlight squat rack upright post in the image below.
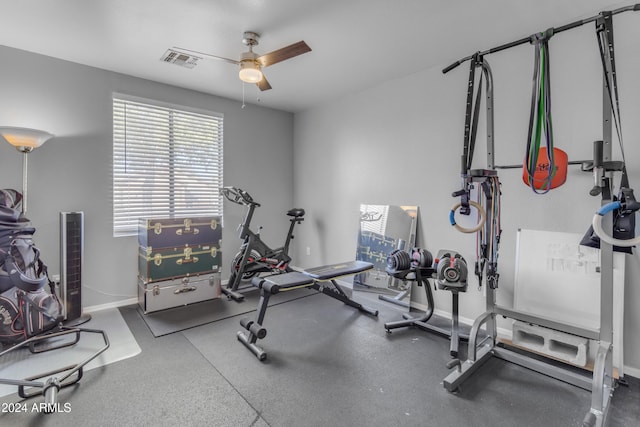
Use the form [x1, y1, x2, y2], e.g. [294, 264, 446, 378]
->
[441, 5, 639, 427]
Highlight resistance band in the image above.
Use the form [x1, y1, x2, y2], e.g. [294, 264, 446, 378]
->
[523, 29, 558, 194]
[475, 176, 501, 289]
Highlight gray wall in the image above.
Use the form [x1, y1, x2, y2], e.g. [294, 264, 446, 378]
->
[292, 16, 640, 374]
[2, 9, 639, 377]
[0, 45, 294, 308]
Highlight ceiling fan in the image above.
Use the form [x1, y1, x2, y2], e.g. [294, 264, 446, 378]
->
[165, 31, 311, 91]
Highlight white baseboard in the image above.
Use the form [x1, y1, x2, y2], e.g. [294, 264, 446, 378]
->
[622, 366, 640, 379]
[85, 297, 138, 313]
[85, 276, 226, 313]
[83, 276, 229, 314]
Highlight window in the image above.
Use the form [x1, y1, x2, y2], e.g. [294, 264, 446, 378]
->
[113, 95, 223, 237]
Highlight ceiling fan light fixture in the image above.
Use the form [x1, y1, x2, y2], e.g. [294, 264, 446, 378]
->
[170, 31, 309, 92]
[238, 59, 263, 83]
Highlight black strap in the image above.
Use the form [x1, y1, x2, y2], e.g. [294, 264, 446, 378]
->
[468, 69, 483, 172]
[456, 54, 486, 214]
[596, 11, 629, 190]
[461, 53, 486, 174]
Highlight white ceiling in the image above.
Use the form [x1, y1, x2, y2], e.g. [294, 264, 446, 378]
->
[0, 0, 626, 113]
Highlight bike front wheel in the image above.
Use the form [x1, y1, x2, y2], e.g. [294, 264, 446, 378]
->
[231, 249, 263, 280]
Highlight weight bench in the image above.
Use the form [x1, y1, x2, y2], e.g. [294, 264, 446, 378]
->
[237, 260, 379, 360]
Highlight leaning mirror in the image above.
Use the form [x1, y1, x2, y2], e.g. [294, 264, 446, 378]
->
[353, 204, 418, 310]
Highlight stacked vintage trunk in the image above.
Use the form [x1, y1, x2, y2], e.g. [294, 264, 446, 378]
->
[137, 216, 222, 314]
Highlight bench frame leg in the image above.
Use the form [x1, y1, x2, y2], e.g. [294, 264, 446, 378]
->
[312, 279, 379, 316]
[237, 290, 271, 361]
[238, 278, 378, 361]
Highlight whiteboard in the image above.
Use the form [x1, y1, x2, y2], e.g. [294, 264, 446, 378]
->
[514, 228, 625, 375]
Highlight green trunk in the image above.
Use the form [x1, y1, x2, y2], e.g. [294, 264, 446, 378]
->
[139, 243, 222, 284]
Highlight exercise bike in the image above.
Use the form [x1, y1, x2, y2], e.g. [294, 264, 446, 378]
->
[221, 186, 305, 301]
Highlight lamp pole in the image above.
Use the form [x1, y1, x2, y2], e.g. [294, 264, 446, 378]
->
[21, 148, 31, 214]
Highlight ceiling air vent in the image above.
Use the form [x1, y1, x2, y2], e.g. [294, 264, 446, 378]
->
[160, 49, 199, 69]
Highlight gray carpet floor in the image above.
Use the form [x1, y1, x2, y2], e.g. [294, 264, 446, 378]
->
[0, 290, 638, 427]
[139, 286, 317, 337]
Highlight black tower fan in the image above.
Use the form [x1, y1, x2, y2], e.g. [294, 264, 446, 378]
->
[60, 211, 91, 325]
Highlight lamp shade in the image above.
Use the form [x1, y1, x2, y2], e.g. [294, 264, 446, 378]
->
[238, 60, 263, 83]
[0, 127, 53, 152]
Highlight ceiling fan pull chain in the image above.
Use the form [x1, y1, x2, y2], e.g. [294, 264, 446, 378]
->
[242, 82, 246, 109]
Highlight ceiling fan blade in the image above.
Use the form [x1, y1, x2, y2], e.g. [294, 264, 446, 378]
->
[257, 41, 311, 68]
[256, 75, 272, 91]
[171, 46, 239, 65]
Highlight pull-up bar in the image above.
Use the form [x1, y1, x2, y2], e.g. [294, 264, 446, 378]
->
[442, 3, 640, 74]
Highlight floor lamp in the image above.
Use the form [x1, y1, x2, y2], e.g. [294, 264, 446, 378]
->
[0, 126, 53, 215]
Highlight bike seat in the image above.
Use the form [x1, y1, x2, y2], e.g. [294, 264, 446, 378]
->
[287, 208, 305, 218]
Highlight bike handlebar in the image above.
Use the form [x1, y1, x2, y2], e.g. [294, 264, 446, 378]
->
[221, 186, 260, 207]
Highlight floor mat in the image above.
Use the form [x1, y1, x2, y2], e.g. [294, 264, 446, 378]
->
[182, 292, 592, 427]
[0, 308, 141, 398]
[138, 286, 318, 337]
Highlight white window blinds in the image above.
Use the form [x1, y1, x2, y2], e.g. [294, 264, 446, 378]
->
[113, 96, 224, 237]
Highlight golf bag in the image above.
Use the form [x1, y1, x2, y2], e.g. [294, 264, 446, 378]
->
[0, 189, 63, 345]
